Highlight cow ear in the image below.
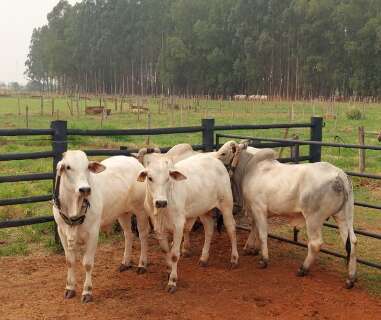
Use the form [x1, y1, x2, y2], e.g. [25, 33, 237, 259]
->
[88, 161, 106, 174]
[169, 170, 187, 181]
[137, 170, 147, 182]
[56, 160, 65, 175]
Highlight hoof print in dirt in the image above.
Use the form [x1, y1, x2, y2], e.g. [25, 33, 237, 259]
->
[64, 289, 76, 299]
[119, 263, 133, 272]
[296, 266, 308, 277]
[81, 294, 93, 303]
[137, 267, 147, 275]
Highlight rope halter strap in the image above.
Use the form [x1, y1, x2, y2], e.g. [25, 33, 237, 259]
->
[53, 171, 90, 226]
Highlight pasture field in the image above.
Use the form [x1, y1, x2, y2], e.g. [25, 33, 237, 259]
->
[0, 94, 380, 295]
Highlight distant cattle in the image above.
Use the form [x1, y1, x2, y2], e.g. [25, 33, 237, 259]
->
[234, 94, 247, 101]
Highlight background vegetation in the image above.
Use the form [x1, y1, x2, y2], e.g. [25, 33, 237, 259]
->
[25, 0, 381, 97]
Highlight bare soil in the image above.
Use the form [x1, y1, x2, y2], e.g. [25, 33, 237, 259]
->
[0, 230, 380, 320]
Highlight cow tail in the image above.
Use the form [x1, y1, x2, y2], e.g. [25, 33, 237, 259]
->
[345, 234, 351, 265]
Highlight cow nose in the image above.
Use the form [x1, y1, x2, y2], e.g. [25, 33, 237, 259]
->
[79, 187, 91, 195]
[155, 200, 167, 208]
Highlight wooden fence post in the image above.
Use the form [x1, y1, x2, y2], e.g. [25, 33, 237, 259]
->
[358, 126, 365, 173]
[51, 120, 68, 248]
[202, 118, 215, 152]
[309, 116, 323, 163]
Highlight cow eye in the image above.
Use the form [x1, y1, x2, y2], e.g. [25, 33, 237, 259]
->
[221, 153, 226, 156]
[66, 165, 71, 170]
[148, 176, 153, 182]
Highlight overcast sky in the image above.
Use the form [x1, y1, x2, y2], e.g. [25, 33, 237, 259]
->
[0, 0, 79, 85]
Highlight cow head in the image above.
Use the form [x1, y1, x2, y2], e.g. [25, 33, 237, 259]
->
[57, 150, 105, 198]
[137, 157, 186, 209]
[216, 141, 240, 166]
[133, 147, 161, 167]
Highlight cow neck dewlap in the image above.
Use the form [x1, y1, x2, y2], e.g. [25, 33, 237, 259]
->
[153, 179, 175, 234]
[60, 176, 87, 218]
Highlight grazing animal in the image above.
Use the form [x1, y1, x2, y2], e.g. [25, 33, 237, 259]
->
[137, 153, 239, 293]
[53, 151, 149, 303]
[216, 141, 357, 288]
[234, 94, 247, 101]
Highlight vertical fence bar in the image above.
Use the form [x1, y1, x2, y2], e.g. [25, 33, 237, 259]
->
[51, 120, 68, 247]
[309, 116, 323, 162]
[202, 118, 215, 152]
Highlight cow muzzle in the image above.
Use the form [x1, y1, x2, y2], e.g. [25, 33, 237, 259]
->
[155, 200, 168, 208]
[79, 187, 91, 196]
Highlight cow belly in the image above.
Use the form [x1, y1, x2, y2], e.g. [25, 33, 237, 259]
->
[268, 210, 305, 228]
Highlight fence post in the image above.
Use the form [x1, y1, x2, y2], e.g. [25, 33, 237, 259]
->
[309, 116, 323, 162]
[202, 118, 215, 152]
[358, 126, 365, 173]
[51, 120, 68, 248]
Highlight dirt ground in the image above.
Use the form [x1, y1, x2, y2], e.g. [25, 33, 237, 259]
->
[0, 229, 380, 320]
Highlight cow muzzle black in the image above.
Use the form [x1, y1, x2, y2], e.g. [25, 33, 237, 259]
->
[155, 200, 168, 208]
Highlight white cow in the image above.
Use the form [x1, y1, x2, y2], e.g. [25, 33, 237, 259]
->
[234, 94, 247, 101]
[53, 151, 149, 303]
[137, 153, 239, 292]
[135, 144, 214, 257]
[216, 141, 357, 288]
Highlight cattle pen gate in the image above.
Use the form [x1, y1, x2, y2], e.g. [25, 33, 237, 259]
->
[1, 117, 380, 270]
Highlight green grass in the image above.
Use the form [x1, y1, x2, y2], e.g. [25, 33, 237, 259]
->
[0, 94, 380, 294]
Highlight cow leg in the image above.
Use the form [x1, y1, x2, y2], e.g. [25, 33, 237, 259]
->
[218, 202, 239, 267]
[251, 206, 269, 268]
[59, 227, 77, 299]
[182, 218, 196, 257]
[297, 217, 323, 277]
[167, 218, 185, 293]
[243, 221, 260, 256]
[118, 213, 134, 272]
[81, 232, 99, 303]
[333, 210, 357, 288]
[136, 212, 150, 274]
[198, 214, 214, 266]
[156, 231, 171, 273]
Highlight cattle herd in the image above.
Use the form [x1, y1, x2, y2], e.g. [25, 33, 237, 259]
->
[53, 141, 357, 303]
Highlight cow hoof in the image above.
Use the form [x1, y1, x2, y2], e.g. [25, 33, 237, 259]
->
[166, 285, 177, 294]
[257, 260, 268, 269]
[243, 248, 260, 256]
[198, 260, 208, 267]
[345, 278, 355, 289]
[182, 251, 191, 258]
[64, 289, 76, 299]
[81, 294, 93, 304]
[296, 266, 309, 277]
[119, 263, 132, 272]
[230, 261, 239, 270]
[137, 267, 147, 275]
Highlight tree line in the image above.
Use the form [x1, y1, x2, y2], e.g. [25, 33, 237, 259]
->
[25, 0, 381, 98]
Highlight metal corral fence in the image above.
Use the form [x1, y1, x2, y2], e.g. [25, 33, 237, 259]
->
[1, 117, 380, 269]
